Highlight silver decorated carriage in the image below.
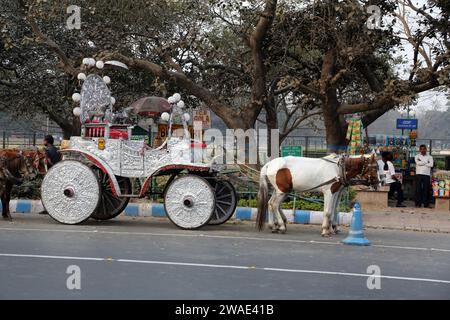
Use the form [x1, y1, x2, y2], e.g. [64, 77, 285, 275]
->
[40, 60, 236, 229]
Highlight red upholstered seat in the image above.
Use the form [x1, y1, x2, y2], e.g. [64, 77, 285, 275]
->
[109, 129, 129, 139]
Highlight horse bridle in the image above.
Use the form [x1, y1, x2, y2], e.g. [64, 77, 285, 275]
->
[350, 156, 378, 186]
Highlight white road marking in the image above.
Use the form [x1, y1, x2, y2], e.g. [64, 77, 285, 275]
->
[0, 253, 105, 261]
[0, 226, 449, 253]
[1, 252, 449, 285]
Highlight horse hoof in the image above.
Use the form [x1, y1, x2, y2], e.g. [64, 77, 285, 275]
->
[279, 229, 287, 234]
[271, 229, 279, 234]
[321, 232, 331, 238]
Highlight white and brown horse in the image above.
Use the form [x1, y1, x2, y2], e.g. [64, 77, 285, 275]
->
[256, 154, 379, 236]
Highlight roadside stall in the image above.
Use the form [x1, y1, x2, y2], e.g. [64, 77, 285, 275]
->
[432, 171, 450, 211]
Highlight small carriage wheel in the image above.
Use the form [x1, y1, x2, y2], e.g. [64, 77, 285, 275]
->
[164, 174, 215, 230]
[90, 169, 132, 221]
[208, 180, 237, 225]
[41, 160, 100, 225]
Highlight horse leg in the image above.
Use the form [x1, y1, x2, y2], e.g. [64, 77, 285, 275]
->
[269, 192, 285, 233]
[267, 193, 277, 231]
[331, 188, 344, 234]
[321, 190, 334, 237]
[275, 193, 288, 234]
[3, 182, 12, 220]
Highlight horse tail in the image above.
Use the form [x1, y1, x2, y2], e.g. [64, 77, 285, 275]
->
[256, 163, 269, 231]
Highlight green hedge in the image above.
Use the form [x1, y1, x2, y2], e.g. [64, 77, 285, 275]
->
[11, 178, 43, 200]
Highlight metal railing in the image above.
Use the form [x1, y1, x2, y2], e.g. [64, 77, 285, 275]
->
[1, 131, 63, 149]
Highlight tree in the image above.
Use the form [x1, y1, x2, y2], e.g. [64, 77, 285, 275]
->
[2, 0, 449, 153]
[267, 0, 450, 152]
[0, 0, 172, 138]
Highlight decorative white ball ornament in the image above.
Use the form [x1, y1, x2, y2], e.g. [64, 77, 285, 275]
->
[103, 76, 111, 84]
[73, 107, 82, 116]
[77, 73, 86, 81]
[72, 93, 81, 102]
[96, 60, 104, 69]
[82, 58, 89, 65]
[88, 58, 96, 66]
[110, 97, 116, 105]
[167, 96, 176, 104]
[161, 112, 170, 122]
[183, 113, 190, 122]
[177, 100, 185, 109]
[173, 93, 181, 103]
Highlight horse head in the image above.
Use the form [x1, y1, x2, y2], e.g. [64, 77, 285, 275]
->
[18, 151, 37, 181]
[345, 154, 379, 187]
[363, 154, 379, 187]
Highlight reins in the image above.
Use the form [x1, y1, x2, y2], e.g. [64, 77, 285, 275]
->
[298, 155, 376, 192]
[296, 156, 348, 192]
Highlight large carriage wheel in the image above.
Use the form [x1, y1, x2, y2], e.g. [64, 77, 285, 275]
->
[164, 175, 215, 229]
[208, 179, 237, 225]
[41, 160, 100, 225]
[91, 169, 132, 221]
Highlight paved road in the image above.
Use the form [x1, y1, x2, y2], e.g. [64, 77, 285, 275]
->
[0, 214, 449, 299]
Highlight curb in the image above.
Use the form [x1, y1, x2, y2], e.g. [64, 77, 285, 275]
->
[1, 200, 352, 226]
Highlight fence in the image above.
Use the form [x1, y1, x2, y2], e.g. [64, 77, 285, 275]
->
[1, 131, 63, 149]
[283, 136, 450, 157]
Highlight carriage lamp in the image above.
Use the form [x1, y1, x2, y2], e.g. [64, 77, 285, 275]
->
[96, 60, 104, 69]
[73, 107, 82, 117]
[173, 93, 181, 103]
[72, 93, 81, 102]
[161, 112, 170, 122]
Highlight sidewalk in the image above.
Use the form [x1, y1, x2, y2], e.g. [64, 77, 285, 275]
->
[363, 207, 450, 233]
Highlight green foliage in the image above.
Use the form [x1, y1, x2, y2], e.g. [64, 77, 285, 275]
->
[11, 178, 42, 200]
[236, 187, 357, 212]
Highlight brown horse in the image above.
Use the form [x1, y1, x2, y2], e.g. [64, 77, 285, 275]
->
[0, 150, 38, 220]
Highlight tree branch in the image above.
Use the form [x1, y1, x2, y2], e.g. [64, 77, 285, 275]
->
[26, 15, 79, 77]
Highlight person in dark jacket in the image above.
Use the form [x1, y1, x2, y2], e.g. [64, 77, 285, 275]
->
[39, 135, 61, 215]
[43, 135, 61, 169]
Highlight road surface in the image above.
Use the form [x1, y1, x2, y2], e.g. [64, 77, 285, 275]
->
[0, 214, 449, 299]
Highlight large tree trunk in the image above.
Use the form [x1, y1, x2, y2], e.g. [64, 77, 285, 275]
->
[319, 48, 349, 154]
[323, 110, 348, 154]
[61, 117, 81, 140]
[265, 96, 279, 159]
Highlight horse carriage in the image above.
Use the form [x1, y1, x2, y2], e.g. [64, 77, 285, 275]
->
[40, 59, 236, 229]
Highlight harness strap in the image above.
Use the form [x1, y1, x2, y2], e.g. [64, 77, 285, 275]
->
[296, 176, 342, 193]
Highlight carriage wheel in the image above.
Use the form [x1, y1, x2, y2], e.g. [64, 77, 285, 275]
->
[90, 170, 132, 221]
[41, 160, 100, 225]
[208, 180, 237, 225]
[164, 175, 215, 230]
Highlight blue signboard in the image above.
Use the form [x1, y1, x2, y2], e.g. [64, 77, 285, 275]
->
[396, 119, 418, 130]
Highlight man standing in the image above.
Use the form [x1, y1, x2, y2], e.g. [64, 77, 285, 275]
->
[44, 135, 61, 169]
[415, 145, 434, 208]
[378, 151, 405, 207]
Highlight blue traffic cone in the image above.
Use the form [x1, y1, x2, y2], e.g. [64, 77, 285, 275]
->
[342, 201, 371, 246]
